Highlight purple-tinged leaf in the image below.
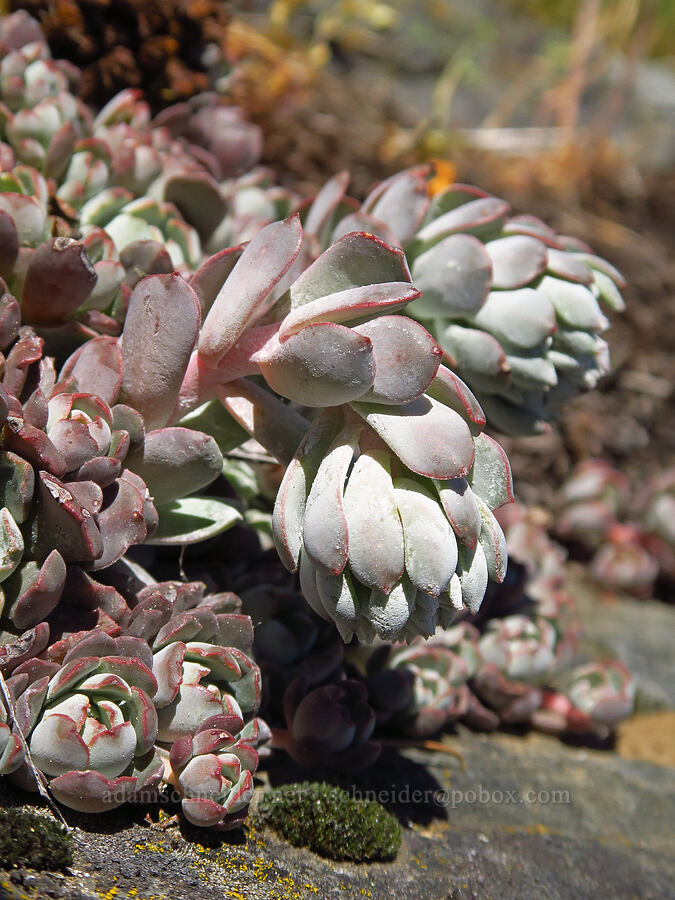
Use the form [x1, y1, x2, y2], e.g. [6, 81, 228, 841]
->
[0, 209, 18, 278]
[3, 328, 42, 397]
[470, 432, 514, 510]
[434, 477, 481, 549]
[0, 291, 20, 347]
[199, 216, 302, 367]
[124, 427, 222, 506]
[290, 232, 412, 309]
[49, 771, 137, 812]
[0, 623, 50, 677]
[47, 418, 98, 472]
[3, 416, 67, 477]
[425, 365, 486, 427]
[302, 426, 360, 575]
[31, 472, 103, 563]
[331, 212, 399, 246]
[304, 171, 350, 239]
[278, 282, 420, 339]
[503, 214, 563, 248]
[189, 244, 244, 319]
[486, 235, 547, 289]
[350, 396, 475, 480]
[61, 566, 130, 625]
[119, 240, 172, 289]
[394, 477, 457, 597]
[217, 379, 309, 466]
[259, 323, 374, 406]
[21, 238, 97, 326]
[121, 273, 201, 430]
[546, 248, 594, 284]
[23, 388, 48, 430]
[355, 316, 441, 404]
[3, 550, 66, 628]
[343, 449, 404, 593]
[365, 169, 430, 245]
[88, 476, 147, 569]
[363, 165, 431, 212]
[63, 479, 103, 516]
[416, 198, 510, 246]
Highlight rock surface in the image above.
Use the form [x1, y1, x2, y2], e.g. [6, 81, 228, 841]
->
[1, 724, 673, 900]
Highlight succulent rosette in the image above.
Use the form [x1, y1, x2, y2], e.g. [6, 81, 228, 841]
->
[0, 270, 240, 640]
[300, 167, 626, 436]
[122, 581, 268, 828]
[533, 660, 636, 739]
[478, 614, 559, 682]
[640, 467, 675, 584]
[274, 673, 380, 772]
[383, 640, 476, 737]
[555, 459, 630, 550]
[272, 382, 513, 643]
[5, 631, 164, 811]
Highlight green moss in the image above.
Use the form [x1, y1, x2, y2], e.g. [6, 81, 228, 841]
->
[256, 782, 401, 862]
[0, 809, 72, 871]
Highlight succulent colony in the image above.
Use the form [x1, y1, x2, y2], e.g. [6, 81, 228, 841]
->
[0, 11, 636, 829]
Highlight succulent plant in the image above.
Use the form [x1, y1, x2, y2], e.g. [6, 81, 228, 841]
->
[555, 460, 667, 598]
[640, 467, 675, 585]
[126, 583, 268, 829]
[5, 631, 164, 811]
[273, 673, 380, 772]
[478, 614, 559, 682]
[532, 660, 636, 739]
[0, 696, 24, 774]
[380, 639, 476, 737]
[555, 459, 630, 550]
[298, 167, 626, 436]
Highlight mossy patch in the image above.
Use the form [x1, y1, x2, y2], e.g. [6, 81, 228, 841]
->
[256, 782, 401, 862]
[0, 808, 72, 871]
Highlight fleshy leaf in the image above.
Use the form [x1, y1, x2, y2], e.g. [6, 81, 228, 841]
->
[121, 273, 201, 430]
[394, 477, 457, 597]
[258, 323, 375, 407]
[411, 234, 492, 318]
[199, 216, 302, 367]
[350, 396, 474, 480]
[124, 428, 222, 506]
[343, 449, 404, 593]
[470, 433, 514, 510]
[355, 316, 442, 404]
[146, 497, 241, 545]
